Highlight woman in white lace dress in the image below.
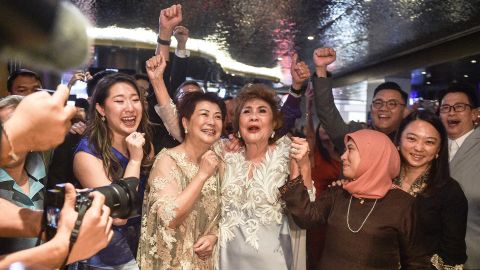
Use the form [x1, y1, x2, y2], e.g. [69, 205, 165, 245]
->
[215, 84, 313, 270]
[137, 91, 226, 270]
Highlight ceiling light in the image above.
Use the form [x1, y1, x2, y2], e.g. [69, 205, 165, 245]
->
[421, 71, 427, 75]
[426, 81, 431, 85]
[231, 74, 236, 76]
[307, 36, 314, 40]
[471, 60, 477, 64]
[464, 74, 469, 78]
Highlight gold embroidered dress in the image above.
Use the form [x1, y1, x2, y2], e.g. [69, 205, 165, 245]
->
[137, 148, 220, 270]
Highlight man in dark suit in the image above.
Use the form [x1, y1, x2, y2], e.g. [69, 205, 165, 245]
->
[310, 47, 409, 153]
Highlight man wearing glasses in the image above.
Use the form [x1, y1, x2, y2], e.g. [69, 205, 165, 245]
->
[310, 47, 409, 153]
[438, 83, 480, 270]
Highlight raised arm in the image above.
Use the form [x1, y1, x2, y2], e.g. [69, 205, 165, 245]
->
[146, 54, 183, 141]
[156, 4, 182, 60]
[280, 176, 334, 229]
[312, 48, 364, 152]
[277, 53, 310, 137]
[170, 26, 190, 96]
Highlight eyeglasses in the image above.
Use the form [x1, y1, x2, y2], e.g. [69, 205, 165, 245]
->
[371, 99, 406, 110]
[439, 103, 472, 113]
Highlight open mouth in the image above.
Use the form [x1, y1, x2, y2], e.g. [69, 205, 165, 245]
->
[447, 119, 461, 128]
[247, 125, 260, 133]
[121, 116, 136, 127]
[409, 153, 424, 161]
[201, 128, 216, 136]
[378, 114, 390, 120]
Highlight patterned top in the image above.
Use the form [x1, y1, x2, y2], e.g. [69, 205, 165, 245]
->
[215, 136, 291, 249]
[137, 148, 221, 270]
[393, 166, 429, 197]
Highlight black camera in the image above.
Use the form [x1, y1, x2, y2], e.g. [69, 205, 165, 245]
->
[44, 177, 141, 240]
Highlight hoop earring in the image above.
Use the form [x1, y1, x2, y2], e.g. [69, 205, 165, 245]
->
[271, 131, 275, 139]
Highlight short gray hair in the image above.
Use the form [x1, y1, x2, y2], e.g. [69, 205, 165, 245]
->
[0, 95, 24, 111]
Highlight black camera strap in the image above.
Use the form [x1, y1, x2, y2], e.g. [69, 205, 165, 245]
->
[59, 200, 89, 269]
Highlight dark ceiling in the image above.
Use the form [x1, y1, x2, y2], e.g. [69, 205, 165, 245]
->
[71, 0, 480, 76]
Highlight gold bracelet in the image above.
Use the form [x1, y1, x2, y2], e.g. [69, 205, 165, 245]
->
[1, 124, 19, 162]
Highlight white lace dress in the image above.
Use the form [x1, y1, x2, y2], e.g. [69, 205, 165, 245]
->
[215, 136, 306, 270]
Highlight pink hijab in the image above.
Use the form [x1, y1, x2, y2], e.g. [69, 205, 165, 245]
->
[342, 129, 400, 199]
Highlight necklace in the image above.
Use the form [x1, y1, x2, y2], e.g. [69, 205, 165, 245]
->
[393, 166, 430, 197]
[346, 195, 377, 233]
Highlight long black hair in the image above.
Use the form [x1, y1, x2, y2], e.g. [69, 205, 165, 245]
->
[395, 110, 451, 196]
[86, 73, 152, 180]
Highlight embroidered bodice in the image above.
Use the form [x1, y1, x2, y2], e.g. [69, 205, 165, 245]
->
[215, 136, 291, 249]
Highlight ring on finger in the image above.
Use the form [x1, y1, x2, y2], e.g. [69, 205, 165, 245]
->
[132, 133, 137, 139]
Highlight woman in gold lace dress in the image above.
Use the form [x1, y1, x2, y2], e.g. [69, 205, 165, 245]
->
[137, 91, 226, 270]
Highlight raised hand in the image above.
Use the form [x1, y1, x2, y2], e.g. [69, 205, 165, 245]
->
[290, 137, 310, 167]
[125, 131, 145, 163]
[291, 53, 311, 90]
[197, 150, 219, 180]
[173, 26, 189, 49]
[159, 4, 183, 34]
[146, 54, 167, 81]
[313, 47, 336, 77]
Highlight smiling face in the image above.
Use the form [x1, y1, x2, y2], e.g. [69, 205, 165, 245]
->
[183, 101, 223, 145]
[399, 120, 440, 171]
[439, 92, 475, 140]
[341, 139, 361, 179]
[96, 82, 143, 138]
[371, 89, 408, 135]
[238, 98, 275, 145]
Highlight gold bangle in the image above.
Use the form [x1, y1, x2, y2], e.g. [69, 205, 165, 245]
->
[1, 124, 19, 162]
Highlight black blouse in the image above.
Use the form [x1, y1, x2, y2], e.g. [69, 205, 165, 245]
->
[414, 178, 468, 266]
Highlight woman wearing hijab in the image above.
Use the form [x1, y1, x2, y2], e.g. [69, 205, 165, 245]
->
[280, 129, 430, 269]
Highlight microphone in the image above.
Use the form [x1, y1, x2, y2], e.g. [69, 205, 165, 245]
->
[0, 0, 92, 71]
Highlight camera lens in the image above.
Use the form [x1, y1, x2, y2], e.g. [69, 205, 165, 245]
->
[93, 177, 141, 219]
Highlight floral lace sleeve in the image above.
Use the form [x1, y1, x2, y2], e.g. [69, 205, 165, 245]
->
[138, 150, 184, 268]
[154, 99, 183, 142]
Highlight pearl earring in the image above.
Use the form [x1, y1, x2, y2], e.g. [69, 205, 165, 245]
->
[271, 131, 275, 139]
[185, 127, 188, 134]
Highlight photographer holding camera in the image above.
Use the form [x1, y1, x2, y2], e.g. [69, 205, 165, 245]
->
[0, 84, 113, 269]
[0, 182, 113, 269]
